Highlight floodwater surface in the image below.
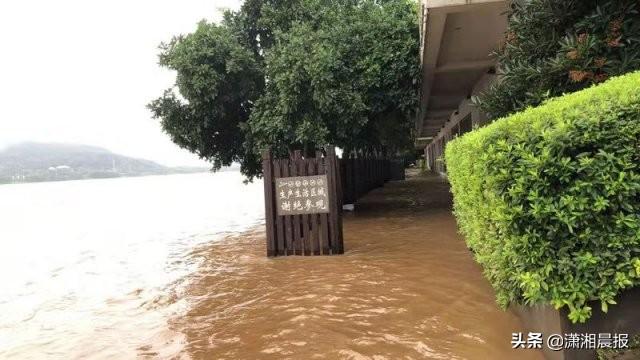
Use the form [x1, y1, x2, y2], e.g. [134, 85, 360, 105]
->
[168, 171, 543, 359]
[0, 172, 265, 359]
[0, 171, 543, 359]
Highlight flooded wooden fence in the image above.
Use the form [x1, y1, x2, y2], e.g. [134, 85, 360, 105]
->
[262, 148, 343, 257]
[262, 147, 405, 257]
[340, 154, 405, 205]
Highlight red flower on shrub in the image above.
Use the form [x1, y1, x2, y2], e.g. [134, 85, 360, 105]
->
[577, 32, 588, 44]
[608, 37, 622, 47]
[566, 49, 579, 60]
[593, 73, 608, 83]
[609, 18, 623, 33]
[569, 70, 590, 82]
[607, 18, 623, 47]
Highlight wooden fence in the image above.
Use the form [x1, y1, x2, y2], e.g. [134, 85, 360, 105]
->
[262, 148, 343, 257]
[340, 155, 405, 204]
[262, 147, 406, 257]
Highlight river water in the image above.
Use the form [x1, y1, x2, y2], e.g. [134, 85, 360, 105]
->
[0, 171, 542, 359]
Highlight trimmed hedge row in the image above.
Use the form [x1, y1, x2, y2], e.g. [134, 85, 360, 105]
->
[445, 72, 640, 323]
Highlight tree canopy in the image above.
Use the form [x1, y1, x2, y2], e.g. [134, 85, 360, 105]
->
[148, 0, 420, 179]
[476, 0, 640, 119]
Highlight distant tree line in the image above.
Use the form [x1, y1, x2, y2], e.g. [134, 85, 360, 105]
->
[148, 0, 421, 179]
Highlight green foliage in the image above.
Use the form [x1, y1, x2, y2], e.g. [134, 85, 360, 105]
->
[445, 72, 640, 323]
[250, 0, 419, 157]
[149, 0, 420, 179]
[147, 22, 263, 176]
[475, 0, 640, 119]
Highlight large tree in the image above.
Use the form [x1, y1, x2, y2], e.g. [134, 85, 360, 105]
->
[476, 0, 640, 119]
[147, 22, 264, 176]
[249, 0, 419, 158]
[148, 0, 420, 179]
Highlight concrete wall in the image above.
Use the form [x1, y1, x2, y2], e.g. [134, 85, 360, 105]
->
[513, 286, 640, 360]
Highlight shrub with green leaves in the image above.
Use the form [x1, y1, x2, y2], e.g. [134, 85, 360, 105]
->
[475, 0, 640, 119]
[445, 72, 640, 323]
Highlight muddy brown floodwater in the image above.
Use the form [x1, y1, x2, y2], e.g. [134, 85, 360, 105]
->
[166, 170, 543, 360]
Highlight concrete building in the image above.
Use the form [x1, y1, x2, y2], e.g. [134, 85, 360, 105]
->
[417, 0, 509, 173]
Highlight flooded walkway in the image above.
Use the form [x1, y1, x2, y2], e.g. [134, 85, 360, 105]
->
[168, 170, 544, 359]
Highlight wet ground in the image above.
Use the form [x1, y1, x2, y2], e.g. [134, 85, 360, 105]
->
[168, 170, 544, 359]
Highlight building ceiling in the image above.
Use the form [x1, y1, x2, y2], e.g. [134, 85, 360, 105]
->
[417, 0, 508, 144]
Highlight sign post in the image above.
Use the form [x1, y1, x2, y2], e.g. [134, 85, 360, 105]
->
[262, 147, 344, 256]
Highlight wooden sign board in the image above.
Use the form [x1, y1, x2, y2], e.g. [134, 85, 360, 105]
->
[275, 174, 330, 215]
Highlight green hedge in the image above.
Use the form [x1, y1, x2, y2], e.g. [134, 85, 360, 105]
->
[445, 72, 640, 323]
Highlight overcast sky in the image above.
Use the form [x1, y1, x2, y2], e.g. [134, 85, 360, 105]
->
[0, 0, 242, 166]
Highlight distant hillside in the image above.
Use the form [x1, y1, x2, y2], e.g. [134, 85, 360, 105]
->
[0, 142, 207, 184]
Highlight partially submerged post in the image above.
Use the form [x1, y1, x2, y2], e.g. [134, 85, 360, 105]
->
[262, 146, 405, 257]
[262, 147, 344, 256]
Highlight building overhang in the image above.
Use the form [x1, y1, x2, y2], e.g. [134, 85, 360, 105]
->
[416, 0, 508, 148]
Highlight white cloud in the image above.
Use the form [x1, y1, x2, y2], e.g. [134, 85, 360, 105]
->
[0, 0, 242, 166]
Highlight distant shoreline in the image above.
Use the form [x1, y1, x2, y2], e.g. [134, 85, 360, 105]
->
[0, 169, 236, 186]
[0, 142, 233, 185]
